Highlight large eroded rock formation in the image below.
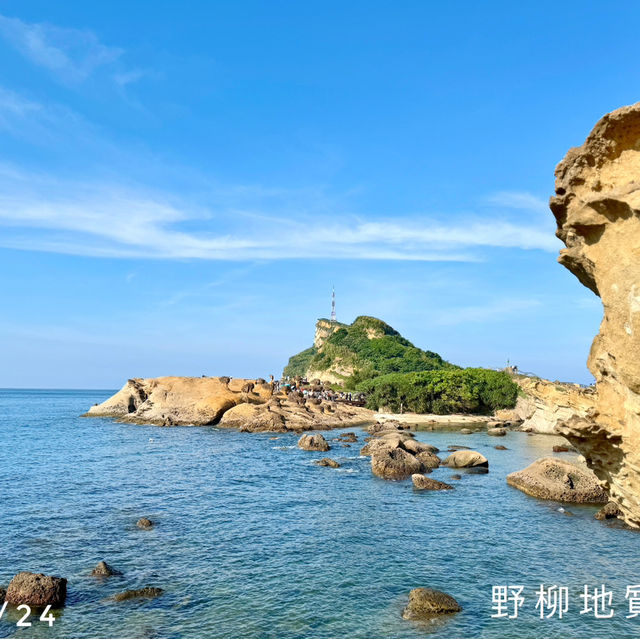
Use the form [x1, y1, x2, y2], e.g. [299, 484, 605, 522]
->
[550, 102, 640, 527]
[86, 376, 373, 432]
[511, 377, 596, 434]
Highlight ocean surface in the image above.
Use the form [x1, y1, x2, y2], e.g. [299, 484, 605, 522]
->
[0, 389, 638, 639]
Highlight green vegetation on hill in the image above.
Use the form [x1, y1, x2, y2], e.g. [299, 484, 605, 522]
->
[283, 346, 317, 378]
[283, 315, 454, 386]
[357, 369, 518, 415]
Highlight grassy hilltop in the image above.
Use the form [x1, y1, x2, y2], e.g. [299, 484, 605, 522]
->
[284, 315, 454, 387]
[283, 315, 518, 414]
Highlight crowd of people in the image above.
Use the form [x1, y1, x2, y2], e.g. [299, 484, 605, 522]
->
[276, 375, 366, 404]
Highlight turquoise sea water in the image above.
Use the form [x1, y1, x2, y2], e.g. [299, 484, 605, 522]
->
[0, 389, 639, 639]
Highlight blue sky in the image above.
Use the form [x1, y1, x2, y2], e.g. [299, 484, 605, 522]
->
[0, 1, 634, 388]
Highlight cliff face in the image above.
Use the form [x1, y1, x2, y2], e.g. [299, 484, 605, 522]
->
[313, 319, 345, 349]
[550, 102, 640, 527]
[511, 377, 596, 434]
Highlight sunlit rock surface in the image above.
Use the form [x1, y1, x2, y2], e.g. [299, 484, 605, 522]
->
[550, 102, 640, 527]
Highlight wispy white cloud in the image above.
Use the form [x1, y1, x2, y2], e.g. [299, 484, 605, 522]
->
[486, 190, 549, 214]
[0, 13, 122, 83]
[0, 167, 560, 262]
[431, 299, 543, 325]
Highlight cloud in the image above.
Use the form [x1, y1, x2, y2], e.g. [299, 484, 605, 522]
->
[0, 13, 122, 83]
[0, 166, 561, 262]
[486, 190, 549, 214]
[431, 299, 543, 325]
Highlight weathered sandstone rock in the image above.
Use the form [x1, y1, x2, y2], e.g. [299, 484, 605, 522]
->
[513, 377, 596, 434]
[5, 572, 67, 607]
[595, 501, 622, 520]
[298, 433, 330, 451]
[360, 430, 440, 478]
[371, 447, 422, 480]
[402, 588, 462, 619]
[442, 450, 488, 469]
[415, 451, 441, 469]
[411, 474, 454, 490]
[487, 427, 507, 437]
[550, 102, 640, 526]
[506, 457, 607, 504]
[85, 376, 270, 426]
[87, 376, 374, 432]
[137, 517, 153, 529]
[402, 438, 439, 455]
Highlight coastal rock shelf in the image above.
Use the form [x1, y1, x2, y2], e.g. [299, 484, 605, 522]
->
[510, 377, 596, 434]
[550, 101, 640, 527]
[85, 376, 374, 432]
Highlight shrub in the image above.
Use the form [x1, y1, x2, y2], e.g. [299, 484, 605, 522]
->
[357, 368, 518, 415]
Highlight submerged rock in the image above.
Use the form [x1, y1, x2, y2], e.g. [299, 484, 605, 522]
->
[460, 428, 472, 435]
[137, 517, 154, 529]
[450, 474, 462, 480]
[315, 457, 340, 468]
[91, 561, 122, 577]
[553, 445, 570, 453]
[402, 588, 462, 619]
[5, 572, 67, 607]
[494, 445, 508, 450]
[298, 433, 330, 452]
[442, 450, 488, 469]
[338, 432, 358, 442]
[113, 587, 163, 602]
[506, 457, 607, 504]
[411, 474, 454, 491]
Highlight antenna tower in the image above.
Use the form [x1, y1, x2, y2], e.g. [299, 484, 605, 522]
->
[331, 287, 336, 322]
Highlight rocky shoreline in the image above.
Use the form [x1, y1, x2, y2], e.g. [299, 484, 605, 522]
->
[85, 375, 374, 432]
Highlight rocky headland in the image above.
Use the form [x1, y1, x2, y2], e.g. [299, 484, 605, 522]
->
[85, 375, 373, 432]
[550, 102, 640, 528]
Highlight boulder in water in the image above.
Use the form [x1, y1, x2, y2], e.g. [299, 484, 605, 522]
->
[506, 457, 607, 504]
[298, 433, 330, 451]
[595, 501, 622, 520]
[411, 474, 454, 491]
[371, 448, 422, 480]
[442, 450, 489, 469]
[402, 587, 462, 619]
[91, 561, 122, 577]
[315, 457, 340, 468]
[5, 572, 67, 607]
